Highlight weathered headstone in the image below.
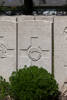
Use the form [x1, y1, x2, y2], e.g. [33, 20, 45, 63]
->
[54, 17, 67, 89]
[18, 16, 52, 73]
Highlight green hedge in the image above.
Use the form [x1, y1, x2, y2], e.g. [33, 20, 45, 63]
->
[9, 66, 59, 100]
[0, 6, 23, 12]
[0, 76, 10, 100]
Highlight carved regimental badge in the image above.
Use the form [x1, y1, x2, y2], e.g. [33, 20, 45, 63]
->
[0, 44, 7, 58]
[28, 48, 41, 61]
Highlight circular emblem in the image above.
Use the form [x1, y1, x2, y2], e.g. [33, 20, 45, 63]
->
[28, 48, 41, 61]
[0, 44, 7, 58]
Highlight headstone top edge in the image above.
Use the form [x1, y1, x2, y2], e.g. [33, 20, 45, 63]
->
[18, 16, 53, 23]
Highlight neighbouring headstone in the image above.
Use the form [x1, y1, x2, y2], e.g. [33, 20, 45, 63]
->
[18, 16, 52, 73]
[54, 17, 67, 89]
[0, 16, 16, 80]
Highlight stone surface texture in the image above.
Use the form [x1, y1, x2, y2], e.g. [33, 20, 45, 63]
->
[0, 16, 67, 91]
[18, 16, 52, 73]
[0, 16, 16, 80]
[54, 17, 67, 90]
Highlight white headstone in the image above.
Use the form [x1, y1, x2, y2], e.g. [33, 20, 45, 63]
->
[0, 16, 16, 80]
[54, 17, 67, 89]
[18, 16, 52, 73]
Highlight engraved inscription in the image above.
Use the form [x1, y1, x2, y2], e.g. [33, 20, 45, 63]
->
[0, 44, 7, 58]
[64, 27, 67, 34]
[64, 65, 67, 67]
[64, 27, 67, 40]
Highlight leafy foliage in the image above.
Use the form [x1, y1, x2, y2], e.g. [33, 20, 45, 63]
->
[0, 6, 23, 15]
[0, 76, 10, 100]
[9, 66, 59, 100]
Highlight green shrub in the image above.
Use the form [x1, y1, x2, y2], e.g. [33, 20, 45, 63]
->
[0, 76, 10, 100]
[9, 66, 59, 100]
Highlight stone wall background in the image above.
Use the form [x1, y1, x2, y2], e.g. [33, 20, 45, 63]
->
[0, 0, 66, 6]
[0, 16, 67, 91]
